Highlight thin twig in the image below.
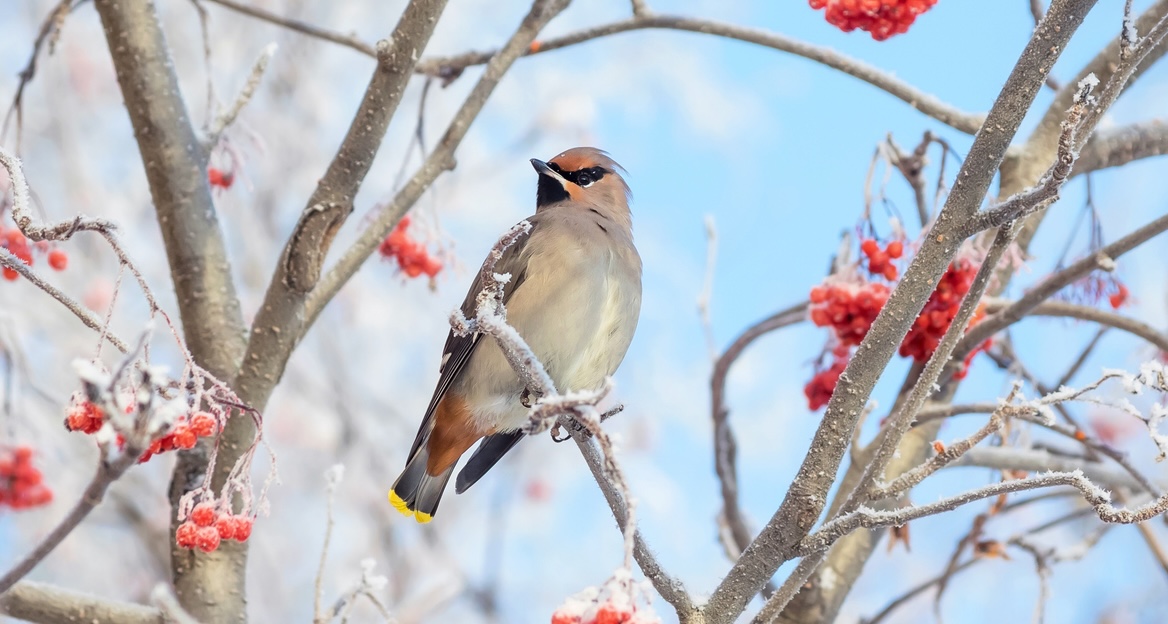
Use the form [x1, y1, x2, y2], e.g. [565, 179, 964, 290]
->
[0, 248, 129, 353]
[201, 0, 377, 57]
[204, 42, 278, 147]
[799, 471, 1168, 557]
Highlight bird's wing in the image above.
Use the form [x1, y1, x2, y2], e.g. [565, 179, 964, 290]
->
[405, 217, 537, 459]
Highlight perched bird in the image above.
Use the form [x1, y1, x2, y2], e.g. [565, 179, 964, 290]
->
[389, 147, 642, 523]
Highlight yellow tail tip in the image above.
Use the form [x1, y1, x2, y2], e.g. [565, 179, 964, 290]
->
[388, 490, 433, 524]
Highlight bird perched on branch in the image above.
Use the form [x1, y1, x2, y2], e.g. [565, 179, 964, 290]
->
[389, 148, 643, 523]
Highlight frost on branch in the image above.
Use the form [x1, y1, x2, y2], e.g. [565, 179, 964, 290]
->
[551, 569, 661, 624]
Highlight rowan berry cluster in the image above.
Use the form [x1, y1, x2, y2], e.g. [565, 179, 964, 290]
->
[860, 238, 903, 280]
[137, 411, 219, 463]
[2, 226, 68, 280]
[809, 0, 939, 41]
[175, 500, 253, 553]
[378, 215, 443, 279]
[805, 254, 989, 410]
[898, 259, 980, 362]
[809, 280, 890, 346]
[65, 396, 222, 464]
[0, 446, 53, 510]
[804, 348, 850, 411]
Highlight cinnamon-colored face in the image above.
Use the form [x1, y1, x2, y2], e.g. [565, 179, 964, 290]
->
[531, 147, 631, 208]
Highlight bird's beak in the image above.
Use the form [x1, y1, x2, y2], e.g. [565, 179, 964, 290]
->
[530, 158, 567, 185]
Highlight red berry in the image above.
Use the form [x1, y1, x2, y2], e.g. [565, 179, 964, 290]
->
[216, 515, 237, 540]
[2, 267, 17, 281]
[232, 517, 253, 542]
[886, 240, 904, 258]
[190, 412, 217, 437]
[190, 502, 217, 527]
[195, 526, 221, 552]
[173, 427, 198, 450]
[176, 522, 199, 548]
[551, 613, 581, 624]
[1108, 283, 1129, 309]
[47, 249, 67, 271]
[860, 238, 880, 257]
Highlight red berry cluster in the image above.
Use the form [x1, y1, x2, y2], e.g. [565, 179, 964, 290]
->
[208, 167, 234, 190]
[809, 0, 939, 41]
[64, 399, 106, 434]
[176, 501, 253, 553]
[2, 226, 68, 281]
[804, 350, 850, 410]
[137, 412, 218, 463]
[805, 258, 989, 410]
[809, 280, 891, 346]
[0, 446, 53, 509]
[860, 238, 903, 280]
[899, 259, 979, 362]
[66, 397, 220, 463]
[378, 215, 443, 279]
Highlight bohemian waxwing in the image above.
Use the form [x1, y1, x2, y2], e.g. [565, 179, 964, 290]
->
[389, 147, 642, 522]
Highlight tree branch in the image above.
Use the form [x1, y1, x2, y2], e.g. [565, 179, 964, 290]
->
[1075, 119, 1168, 174]
[92, 0, 252, 618]
[200, 0, 377, 57]
[0, 581, 163, 624]
[418, 15, 983, 133]
[234, 0, 449, 413]
[799, 471, 1168, 557]
[987, 298, 1168, 353]
[710, 302, 808, 560]
[0, 451, 139, 593]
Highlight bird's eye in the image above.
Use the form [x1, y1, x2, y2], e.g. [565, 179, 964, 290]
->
[576, 172, 594, 187]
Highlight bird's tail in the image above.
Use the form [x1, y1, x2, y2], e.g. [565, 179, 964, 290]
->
[389, 449, 453, 524]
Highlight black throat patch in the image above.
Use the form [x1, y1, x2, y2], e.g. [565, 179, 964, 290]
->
[536, 174, 570, 207]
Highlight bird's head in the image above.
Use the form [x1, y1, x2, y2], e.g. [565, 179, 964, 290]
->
[531, 148, 632, 225]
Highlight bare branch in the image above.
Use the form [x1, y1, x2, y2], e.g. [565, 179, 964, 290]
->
[0, 446, 139, 593]
[751, 554, 825, 624]
[799, 471, 1168, 558]
[0, 247, 129, 353]
[988, 298, 1168, 353]
[963, 86, 1089, 235]
[418, 15, 983, 134]
[710, 302, 808, 561]
[0, 147, 117, 241]
[204, 41, 278, 147]
[1075, 119, 1168, 174]
[0, 581, 163, 624]
[875, 406, 1008, 500]
[201, 0, 377, 57]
